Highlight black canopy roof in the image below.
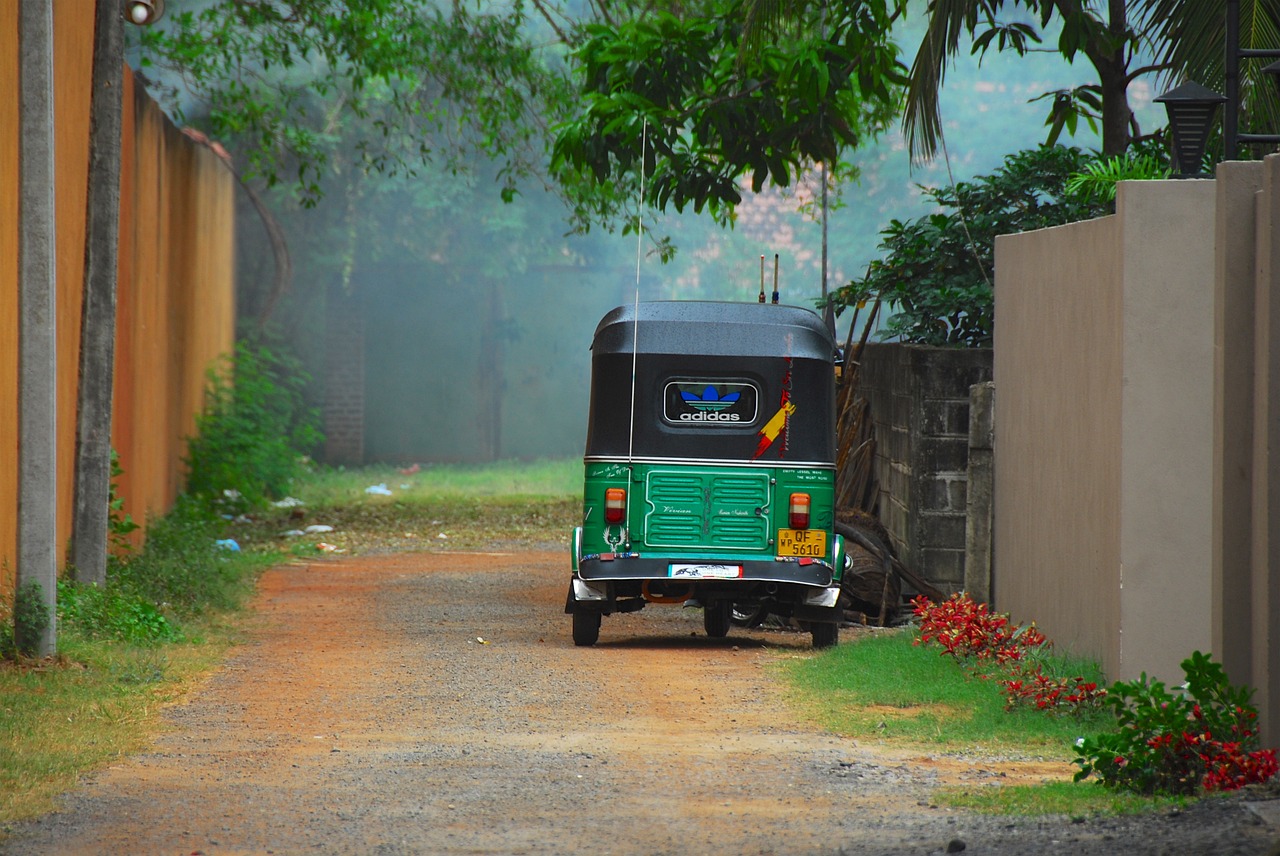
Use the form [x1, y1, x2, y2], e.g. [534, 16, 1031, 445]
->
[585, 301, 837, 464]
[592, 301, 836, 361]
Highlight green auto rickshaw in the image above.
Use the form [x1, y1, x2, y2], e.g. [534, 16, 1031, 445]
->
[567, 300, 847, 648]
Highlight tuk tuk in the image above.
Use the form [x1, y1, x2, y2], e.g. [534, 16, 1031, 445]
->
[566, 300, 847, 648]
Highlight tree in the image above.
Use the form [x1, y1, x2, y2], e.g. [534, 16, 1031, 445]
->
[550, 0, 906, 228]
[1135, 0, 1280, 152]
[831, 145, 1118, 346]
[135, 0, 571, 209]
[902, 1, 1168, 160]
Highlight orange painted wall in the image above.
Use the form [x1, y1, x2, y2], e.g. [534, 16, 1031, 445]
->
[1, 4, 236, 601]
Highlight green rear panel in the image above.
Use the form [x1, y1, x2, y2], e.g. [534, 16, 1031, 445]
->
[643, 469, 771, 549]
[582, 461, 834, 558]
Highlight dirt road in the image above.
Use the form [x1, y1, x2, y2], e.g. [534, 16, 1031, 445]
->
[3, 551, 1277, 855]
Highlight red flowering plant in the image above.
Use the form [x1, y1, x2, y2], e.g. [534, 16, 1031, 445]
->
[912, 593, 1106, 716]
[1073, 651, 1278, 795]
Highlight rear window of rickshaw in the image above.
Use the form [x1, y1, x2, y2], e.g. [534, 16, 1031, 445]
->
[661, 379, 760, 428]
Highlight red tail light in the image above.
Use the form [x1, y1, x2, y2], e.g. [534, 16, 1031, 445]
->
[605, 487, 627, 524]
[789, 493, 811, 529]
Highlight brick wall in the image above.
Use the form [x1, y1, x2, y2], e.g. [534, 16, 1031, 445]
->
[322, 280, 365, 465]
[860, 343, 993, 592]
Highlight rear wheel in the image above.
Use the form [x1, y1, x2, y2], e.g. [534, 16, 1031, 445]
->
[811, 622, 839, 649]
[572, 609, 601, 647]
[704, 600, 731, 638]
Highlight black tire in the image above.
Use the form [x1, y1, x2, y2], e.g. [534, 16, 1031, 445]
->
[572, 609, 601, 647]
[730, 603, 768, 628]
[811, 621, 839, 649]
[704, 600, 731, 638]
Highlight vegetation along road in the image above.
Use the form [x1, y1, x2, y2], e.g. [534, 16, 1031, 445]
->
[3, 551, 1278, 855]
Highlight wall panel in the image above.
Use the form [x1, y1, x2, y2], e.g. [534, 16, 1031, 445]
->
[2, 6, 236, 600]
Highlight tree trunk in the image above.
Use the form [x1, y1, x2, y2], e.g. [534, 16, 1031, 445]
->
[1098, 52, 1133, 156]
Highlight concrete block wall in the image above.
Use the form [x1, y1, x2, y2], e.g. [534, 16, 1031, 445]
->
[860, 343, 993, 593]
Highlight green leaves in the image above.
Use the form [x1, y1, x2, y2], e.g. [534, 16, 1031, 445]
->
[184, 344, 322, 515]
[550, 0, 905, 226]
[1031, 85, 1103, 148]
[136, 1, 571, 207]
[832, 145, 1112, 348]
[1072, 651, 1277, 795]
[1064, 143, 1171, 203]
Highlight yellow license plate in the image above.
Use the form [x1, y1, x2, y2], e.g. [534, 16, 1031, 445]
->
[776, 528, 826, 558]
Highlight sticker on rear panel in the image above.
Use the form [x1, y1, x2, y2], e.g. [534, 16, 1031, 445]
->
[668, 563, 744, 579]
[663, 382, 759, 427]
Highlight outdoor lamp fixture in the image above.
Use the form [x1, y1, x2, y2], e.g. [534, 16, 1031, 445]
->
[124, 0, 164, 25]
[1155, 82, 1226, 178]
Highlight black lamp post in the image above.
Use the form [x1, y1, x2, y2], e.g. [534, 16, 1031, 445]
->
[1155, 83, 1226, 177]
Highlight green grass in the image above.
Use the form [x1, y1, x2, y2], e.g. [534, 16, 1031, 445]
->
[0, 615, 244, 826]
[225, 458, 583, 555]
[1, 498, 282, 829]
[942, 779, 1192, 818]
[295, 458, 584, 507]
[779, 629, 1109, 751]
[776, 628, 1186, 817]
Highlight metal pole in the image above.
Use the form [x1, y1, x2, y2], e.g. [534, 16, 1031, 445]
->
[1226, 0, 1240, 160]
[18, 0, 59, 656]
[821, 161, 832, 333]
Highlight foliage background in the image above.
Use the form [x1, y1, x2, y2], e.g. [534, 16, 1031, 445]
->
[139, 4, 1166, 463]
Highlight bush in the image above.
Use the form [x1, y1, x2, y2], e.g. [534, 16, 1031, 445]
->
[832, 145, 1114, 347]
[912, 593, 1106, 716]
[13, 580, 52, 657]
[184, 343, 322, 514]
[1073, 651, 1278, 795]
[110, 496, 254, 615]
[57, 579, 181, 644]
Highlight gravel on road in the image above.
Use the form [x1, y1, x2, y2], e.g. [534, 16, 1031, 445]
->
[3, 551, 1277, 855]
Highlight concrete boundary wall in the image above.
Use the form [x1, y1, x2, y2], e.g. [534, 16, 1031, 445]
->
[994, 215, 1124, 679]
[995, 172, 1279, 744]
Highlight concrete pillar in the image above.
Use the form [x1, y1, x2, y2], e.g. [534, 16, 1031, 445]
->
[1251, 156, 1280, 746]
[17, 0, 58, 656]
[964, 381, 994, 605]
[1213, 160, 1263, 693]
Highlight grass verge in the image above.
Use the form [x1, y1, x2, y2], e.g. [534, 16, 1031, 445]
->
[776, 628, 1193, 817]
[224, 458, 583, 555]
[0, 622, 239, 824]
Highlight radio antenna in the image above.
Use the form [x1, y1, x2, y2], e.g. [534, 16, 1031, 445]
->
[772, 253, 780, 304]
[758, 255, 766, 303]
[628, 119, 647, 464]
